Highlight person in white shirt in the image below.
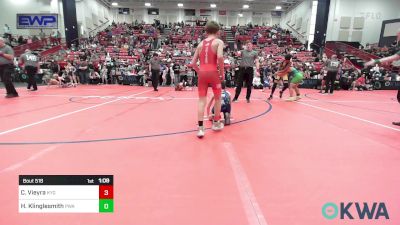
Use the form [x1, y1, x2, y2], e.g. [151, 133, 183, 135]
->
[162, 65, 168, 86]
[372, 64, 380, 73]
[101, 65, 108, 84]
[169, 63, 175, 86]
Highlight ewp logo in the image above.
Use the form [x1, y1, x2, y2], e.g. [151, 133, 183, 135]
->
[17, 14, 58, 29]
[322, 202, 389, 220]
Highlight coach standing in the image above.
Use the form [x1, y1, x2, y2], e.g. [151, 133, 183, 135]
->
[19, 49, 40, 91]
[0, 37, 18, 98]
[233, 41, 260, 103]
[149, 53, 162, 91]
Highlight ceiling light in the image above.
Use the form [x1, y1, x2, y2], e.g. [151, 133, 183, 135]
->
[276, 6, 282, 10]
[243, 5, 249, 9]
[238, 13, 243, 17]
[145, 2, 151, 7]
[111, 2, 118, 6]
[210, 4, 216, 8]
[178, 3, 183, 7]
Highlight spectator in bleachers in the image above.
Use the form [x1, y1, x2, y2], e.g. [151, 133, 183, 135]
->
[352, 74, 369, 91]
[78, 60, 89, 84]
[17, 36, 26, 45]
[89, 70, 101, 84]
[27, 36, 33, 44]
[32, 35, 39, 42]
[3, 24, 12, 43]
[39, 29, 47, 46]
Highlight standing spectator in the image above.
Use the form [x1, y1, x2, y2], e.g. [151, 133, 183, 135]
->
[324, 54, 340, 95]
[19, 49, 40, 91]
[0, 37, 18, 98]
[161, 64, 168, 86]
[65, 62, 78, 86]
[169, 63, 175, 86]
[57, 30, 62, 45]
[3, 24, 11, 43]
[149, 53, 161, 91]
[233, 41, 260, 103]
[51, 30, 58, 45]
[78, 60, 89, 84]
[173, 62, 180, 86]
[101, 64, 108, 84]
[49, 60, 60, 76]
[39, 29, 47, 46]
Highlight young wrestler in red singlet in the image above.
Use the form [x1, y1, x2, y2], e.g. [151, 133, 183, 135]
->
[188, 21, 225, 138]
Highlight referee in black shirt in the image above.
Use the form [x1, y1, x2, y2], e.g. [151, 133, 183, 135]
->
[233, 41, 260, 103]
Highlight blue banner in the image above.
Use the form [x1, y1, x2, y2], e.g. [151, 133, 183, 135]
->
[17, 14, 58, 29]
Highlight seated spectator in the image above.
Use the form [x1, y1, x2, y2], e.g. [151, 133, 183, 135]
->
[352, 74, 369, 91]
[32, 35, 39, 42]
[89, 70, 101, 84]
[27, 36, 33, 44]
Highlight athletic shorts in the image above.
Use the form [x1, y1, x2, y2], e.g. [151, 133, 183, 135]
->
[290, 72, 304, 84]
[273, 74, 288, 83]
[198, 70, 222, 98]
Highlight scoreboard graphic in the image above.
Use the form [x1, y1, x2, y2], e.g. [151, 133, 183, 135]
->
[19, 175, 113, 213]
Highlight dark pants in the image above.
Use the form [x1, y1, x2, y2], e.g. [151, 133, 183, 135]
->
[234, 67, 254, 100]
[212, 104, 231, 114]
[180, 75, 188, 83]
[325, 71, 337, 94]
[25, 66, 38, 90]
[397, 88, 400, 103]
[78, 70, 88, 84]
[0, 64, 18, 96]
[4, 33, 12, 43]
[151, 69, 160, 90]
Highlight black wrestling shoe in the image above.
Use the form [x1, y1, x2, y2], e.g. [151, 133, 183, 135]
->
[279, 91, 283, 98]
[5, 94, 19, 98]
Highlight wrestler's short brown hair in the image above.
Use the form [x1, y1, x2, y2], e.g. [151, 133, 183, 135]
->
[205, 21, 220, 34]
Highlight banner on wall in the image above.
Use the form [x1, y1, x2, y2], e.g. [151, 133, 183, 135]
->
[118, 8, 131, 15]
[253, 12, 263, 16]
[219, 10, 226, 16]
[229, 11, 239, 16]
[200, 9, 211, 16]
[271, 11, 282, 17]
[17, 14, 58, 29]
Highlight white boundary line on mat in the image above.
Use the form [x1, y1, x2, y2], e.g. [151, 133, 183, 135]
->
[224, 142, 268, 225]
[297, 101, 400, 132]
[0, 90, 152, 136]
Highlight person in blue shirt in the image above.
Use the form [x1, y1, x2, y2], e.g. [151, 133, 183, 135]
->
[207, 81, 232, 125]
